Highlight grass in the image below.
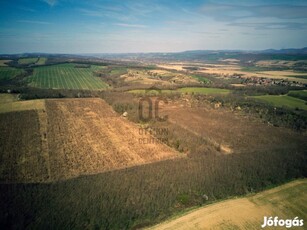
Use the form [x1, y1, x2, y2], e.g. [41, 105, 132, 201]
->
[288, 90, 307, 101]
[0, 67, 24, 81]
[241, 66, 270, 72]
[27, 63, 109, 90]
[190, 75, 210, 83]
[178, 87, 230, 94]
[287, 75, 307, 79]
[36, 57, 47, 65]
[0, 94, 18, 104]
[129, 87, 230, 95]
[148, 179, 307, 230]
[129, 89, 175, 95]
[18, 57, 38, 65]
[253, 95, 307, 110]
[0, 94, 44, 114]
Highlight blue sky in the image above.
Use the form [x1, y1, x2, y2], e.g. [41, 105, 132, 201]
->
[0, 0, 307, 54]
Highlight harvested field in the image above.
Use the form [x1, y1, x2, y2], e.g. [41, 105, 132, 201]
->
[148, 179, 307, 230]
[45, 98, 179, 181]
[0, 98, 179, 182]
[157, 62, 307, 83]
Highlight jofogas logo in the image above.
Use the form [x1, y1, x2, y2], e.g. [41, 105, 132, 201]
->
[261, 216, 303, 228]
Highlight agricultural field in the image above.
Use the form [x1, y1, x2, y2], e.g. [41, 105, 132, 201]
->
[36, 57, 47, 65]
[0, 98, 179, 182]
[148, 179, 307, 230]
[18, 57, 38, 65]
[288, 90, 307, 100]
[0, 93, 18, 104]
[0, 67, 24, 82]
[0, 60, 11, 67]
[157, 62, 307, 84]
[0, 110, 47, 182]
[27, 64, 109, 90]
[178, 87, 230, 94]
[253, 95, 307, 111]
[0, 96, 44, 114]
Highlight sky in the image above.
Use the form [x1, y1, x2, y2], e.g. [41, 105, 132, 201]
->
[0, 0, 307, 54]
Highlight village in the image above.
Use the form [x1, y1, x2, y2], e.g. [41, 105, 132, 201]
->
[229, 74, 307, 88]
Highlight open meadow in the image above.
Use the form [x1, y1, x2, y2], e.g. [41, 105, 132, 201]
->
[0, 67, 24, 82]
[18, 57, 38, 65]
[253, 95, 307, 111]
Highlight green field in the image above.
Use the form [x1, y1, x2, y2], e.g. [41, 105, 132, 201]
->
[36, 57, 47, 65]
[0, 67, 24, 81]
[178, 87, 230, 94]
[288, 90, 307, 101]
[129, 87, 230, 95]
[190, 75, 210, 83]
[253, 94, 307, 110]
[27, 64, 108, 90]
[18, 57, 38, 65]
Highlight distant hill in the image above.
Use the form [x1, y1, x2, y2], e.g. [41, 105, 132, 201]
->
[1, 47, 307, 62]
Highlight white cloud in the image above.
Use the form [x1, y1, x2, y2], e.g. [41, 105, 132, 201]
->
[113, 23, 147, 28]
[42, 0, 57, 7]
[17, 20, 52, 25]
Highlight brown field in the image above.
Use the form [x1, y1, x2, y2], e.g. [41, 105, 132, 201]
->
[0, 60, 11, 67]
[158, 98, 304, 154]
[0, 98, 180, 182]
[157, 62, 307, 84]
[148, 179, 307, 230]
